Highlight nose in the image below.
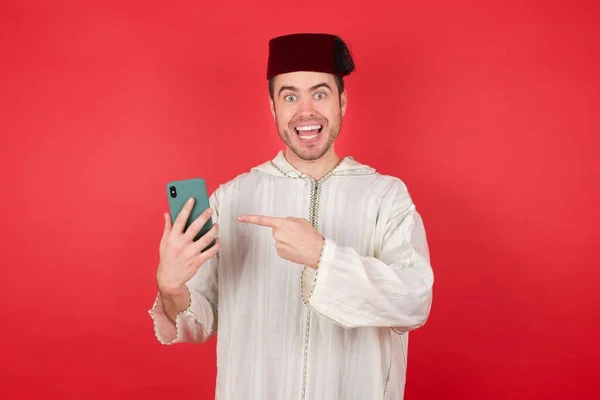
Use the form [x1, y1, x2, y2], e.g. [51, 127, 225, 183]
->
[296, 96, 315, 116]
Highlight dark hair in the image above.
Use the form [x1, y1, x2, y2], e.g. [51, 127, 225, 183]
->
[268, 75, 345, 100]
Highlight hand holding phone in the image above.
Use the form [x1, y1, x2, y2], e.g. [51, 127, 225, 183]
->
[166, 178, 215, 247]
[156, 178, 220, 295]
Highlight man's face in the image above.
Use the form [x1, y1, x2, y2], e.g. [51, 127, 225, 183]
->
[270, 71, 347, 161]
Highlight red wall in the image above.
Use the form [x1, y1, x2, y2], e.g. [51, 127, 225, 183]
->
[1, 1, 598, 399]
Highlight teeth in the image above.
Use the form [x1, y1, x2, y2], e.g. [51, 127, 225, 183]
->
[296, 125, 321, 132]
[299, 133, 318, 140]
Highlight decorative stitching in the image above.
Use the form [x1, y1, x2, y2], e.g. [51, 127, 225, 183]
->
[302, 239, 326, 305]
[148, 287, 195, 345]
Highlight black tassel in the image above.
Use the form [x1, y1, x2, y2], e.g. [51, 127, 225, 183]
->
[333, 35, 356, 76]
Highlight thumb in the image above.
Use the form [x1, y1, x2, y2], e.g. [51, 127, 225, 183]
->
[161, 213, 172, 243]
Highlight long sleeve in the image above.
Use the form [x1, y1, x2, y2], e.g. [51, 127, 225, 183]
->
[301, 193, 434, 333]
[148, 189, 221, 345]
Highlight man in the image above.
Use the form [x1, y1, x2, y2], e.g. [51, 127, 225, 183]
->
[149, 33, 434, 400]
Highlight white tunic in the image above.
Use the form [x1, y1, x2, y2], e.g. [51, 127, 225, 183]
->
[149, 151, 434, 400]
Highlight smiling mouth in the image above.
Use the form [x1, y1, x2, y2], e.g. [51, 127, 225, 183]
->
[294, 124, 322, 140]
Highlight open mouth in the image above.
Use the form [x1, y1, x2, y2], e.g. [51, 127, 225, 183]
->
[294, 124, 323, 141]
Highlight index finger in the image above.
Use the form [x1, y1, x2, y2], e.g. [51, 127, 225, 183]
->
[173, 197, 195, 233]
[237, 215, 283, 228]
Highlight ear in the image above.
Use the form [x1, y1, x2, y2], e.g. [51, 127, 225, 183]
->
[340, 90, 347, 117]
[269, 96, 276, 119]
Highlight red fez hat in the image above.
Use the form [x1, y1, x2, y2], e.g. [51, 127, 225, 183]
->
[266, 33, 356, 80]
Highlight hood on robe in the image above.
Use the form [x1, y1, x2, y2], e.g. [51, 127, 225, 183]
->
[252, 150, 376, 180]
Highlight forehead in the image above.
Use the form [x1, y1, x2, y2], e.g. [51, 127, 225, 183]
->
[273, 71, 337, 91]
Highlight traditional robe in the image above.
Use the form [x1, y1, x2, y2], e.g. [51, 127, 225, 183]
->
[149, 151, 434, 400]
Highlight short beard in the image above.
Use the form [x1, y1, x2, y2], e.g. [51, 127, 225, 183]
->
[275, 109, 342, 162]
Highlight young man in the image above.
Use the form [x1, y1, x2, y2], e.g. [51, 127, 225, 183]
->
[149, 33, 434, 400]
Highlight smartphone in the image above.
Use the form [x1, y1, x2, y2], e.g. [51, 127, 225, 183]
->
[166, 177, 215, 250]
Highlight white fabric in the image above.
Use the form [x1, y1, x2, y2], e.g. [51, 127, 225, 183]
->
[148, 151, 434, 400]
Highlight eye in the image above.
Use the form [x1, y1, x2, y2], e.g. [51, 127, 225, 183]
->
[284, 95, 297, 102]
[314, 92, 326, 100]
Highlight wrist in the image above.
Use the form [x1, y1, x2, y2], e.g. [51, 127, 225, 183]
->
[308, 236, 325, 270]
[158, 283, 188, 299]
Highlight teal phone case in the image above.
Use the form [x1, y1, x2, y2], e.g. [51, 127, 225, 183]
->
[166, 178, 215, 250]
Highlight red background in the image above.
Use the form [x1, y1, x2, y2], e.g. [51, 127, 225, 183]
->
[1, 1, 598, 399]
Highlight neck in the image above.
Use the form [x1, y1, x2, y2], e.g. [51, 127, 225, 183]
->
[284, 146, 342, 181]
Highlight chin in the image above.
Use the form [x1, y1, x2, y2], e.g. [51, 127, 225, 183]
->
[279, 126, 335, 161]
[289, 143, 330, 161]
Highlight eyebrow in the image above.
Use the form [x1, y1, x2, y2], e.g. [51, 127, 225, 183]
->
[278, 82, 333, 97]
